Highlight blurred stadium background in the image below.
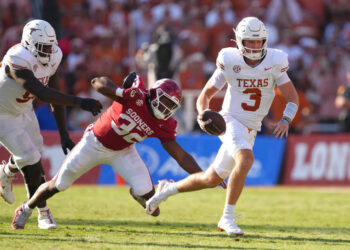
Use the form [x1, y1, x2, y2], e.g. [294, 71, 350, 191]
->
[1, 0, 350, 187]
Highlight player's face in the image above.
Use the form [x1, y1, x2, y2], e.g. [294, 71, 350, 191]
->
[243, 39, 264, 52]
[157, 95, 178, 117]
[35, 43, 53, 58]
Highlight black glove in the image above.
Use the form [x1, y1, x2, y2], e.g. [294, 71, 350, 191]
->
[122, 72, 137, 89]
[60, 136, 75, 155]
[74, 97, 103, 116]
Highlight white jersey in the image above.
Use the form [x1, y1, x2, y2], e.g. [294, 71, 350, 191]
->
[0, 43, 62, 116]
[212, 47, 290, 131]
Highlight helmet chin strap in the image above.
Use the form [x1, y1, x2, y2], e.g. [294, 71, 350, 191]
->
[243, 49, 264, 60]
[38, 56, 50, 65]
[231, 38, 264, 60]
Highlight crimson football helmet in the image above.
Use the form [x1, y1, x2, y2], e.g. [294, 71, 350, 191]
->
[149, 79, 182, 120]
[21, 19, 58, 65]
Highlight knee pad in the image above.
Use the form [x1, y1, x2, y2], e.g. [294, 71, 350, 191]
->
[55, 181, 69, 192]
[13, 149, 41, 169]
[131, 179, 153, 197]
[54, 168, 77, 192]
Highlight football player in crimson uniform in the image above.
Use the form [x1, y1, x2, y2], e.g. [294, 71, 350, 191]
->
[12, 72, 218, 229]
[146, 17, 299, 236]
[0, 19, 102, 229]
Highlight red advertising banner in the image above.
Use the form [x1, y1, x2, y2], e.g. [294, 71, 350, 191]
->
[0, 131, 101, 184]
[283, 134, 350, 185]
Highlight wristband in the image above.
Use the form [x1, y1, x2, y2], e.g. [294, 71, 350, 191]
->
[115, 88, 124, 97]
[281, 118, 290, 125]
[282, 102, 298, 121]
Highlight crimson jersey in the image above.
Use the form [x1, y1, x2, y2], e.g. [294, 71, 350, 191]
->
[93, 78, 177, 151]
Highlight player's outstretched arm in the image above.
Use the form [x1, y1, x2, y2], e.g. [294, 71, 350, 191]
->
[162, 140, 203, 174]
[91, 76, 143, 101]
[5, 66, 102, 116]
[91, 76, 120, 100]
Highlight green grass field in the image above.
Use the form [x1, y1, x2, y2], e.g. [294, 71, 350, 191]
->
[0, 186, 349, 249]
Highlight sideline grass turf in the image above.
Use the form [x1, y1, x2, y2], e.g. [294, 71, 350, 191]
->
[0, 186, 349, 249]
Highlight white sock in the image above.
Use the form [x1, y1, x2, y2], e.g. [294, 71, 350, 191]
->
[167, 182, 179, 196]
[4, 164, 15, 177]
[23, 203, 33, 212]
[223, 204, 235, 218]
[37, 206, 49, 213]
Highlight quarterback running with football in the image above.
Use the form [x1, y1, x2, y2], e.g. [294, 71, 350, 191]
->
[0, 19, 102, 229]
[11, 72, 214, 229]
[146, 17, 299, 236]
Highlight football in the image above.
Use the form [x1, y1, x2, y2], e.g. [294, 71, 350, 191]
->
[200, 110, 226, 136]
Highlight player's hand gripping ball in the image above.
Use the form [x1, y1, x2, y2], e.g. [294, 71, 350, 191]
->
[197, 110, 226, 136]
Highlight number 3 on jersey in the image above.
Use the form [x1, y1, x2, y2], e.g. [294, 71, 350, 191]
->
[241, 88, 261, 111]
[111, 113, 147, 143]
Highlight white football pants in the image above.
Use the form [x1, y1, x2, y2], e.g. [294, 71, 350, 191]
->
[0, 110, 42, 168]
[212, 115, 257, 179]
[54, 129, 153, 196]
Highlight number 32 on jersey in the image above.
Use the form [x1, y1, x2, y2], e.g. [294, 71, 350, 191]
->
[111, 113, 147, 143]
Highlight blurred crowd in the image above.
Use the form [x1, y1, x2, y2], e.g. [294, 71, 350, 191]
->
[1, 0, 350, 134]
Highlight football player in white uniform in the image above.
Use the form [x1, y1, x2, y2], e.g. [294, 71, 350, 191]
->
[146, 17, 299, 236]
[0, 19, 102, 229]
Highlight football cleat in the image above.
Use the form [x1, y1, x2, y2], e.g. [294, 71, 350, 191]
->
[217, 216, 244, 236]
[129, 188, 160, 216]
[12, 203, 33, 229]
[0, 161, 15, 204]
[38, 208, 57, 229]
[145, 180, 174, 215]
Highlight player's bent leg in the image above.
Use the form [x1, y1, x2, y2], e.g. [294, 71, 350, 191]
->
[226, 149, 254, 205]
[146, 168, 224, 215]
[27, 179, 60, 209]
[21, 162, 60, 229]
[217, 149, 253, 236]
[111, 145, 161, 216]
[27, 179, 60, 229]
[176, 166, 223, 192]
[20, 161, 47, 207]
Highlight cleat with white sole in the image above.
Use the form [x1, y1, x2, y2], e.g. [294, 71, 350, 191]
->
[12, 203, 32, 229]
[145, 180, 174, 215]
[217, 217, 244, 236]
[38, 209, 57, 229]
[0, 161, 15, 204]
[130, 188, 160, 216]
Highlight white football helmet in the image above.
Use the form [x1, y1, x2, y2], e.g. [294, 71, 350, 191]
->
[21, 19, 58, 65]
[233, 17, 268, 60]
